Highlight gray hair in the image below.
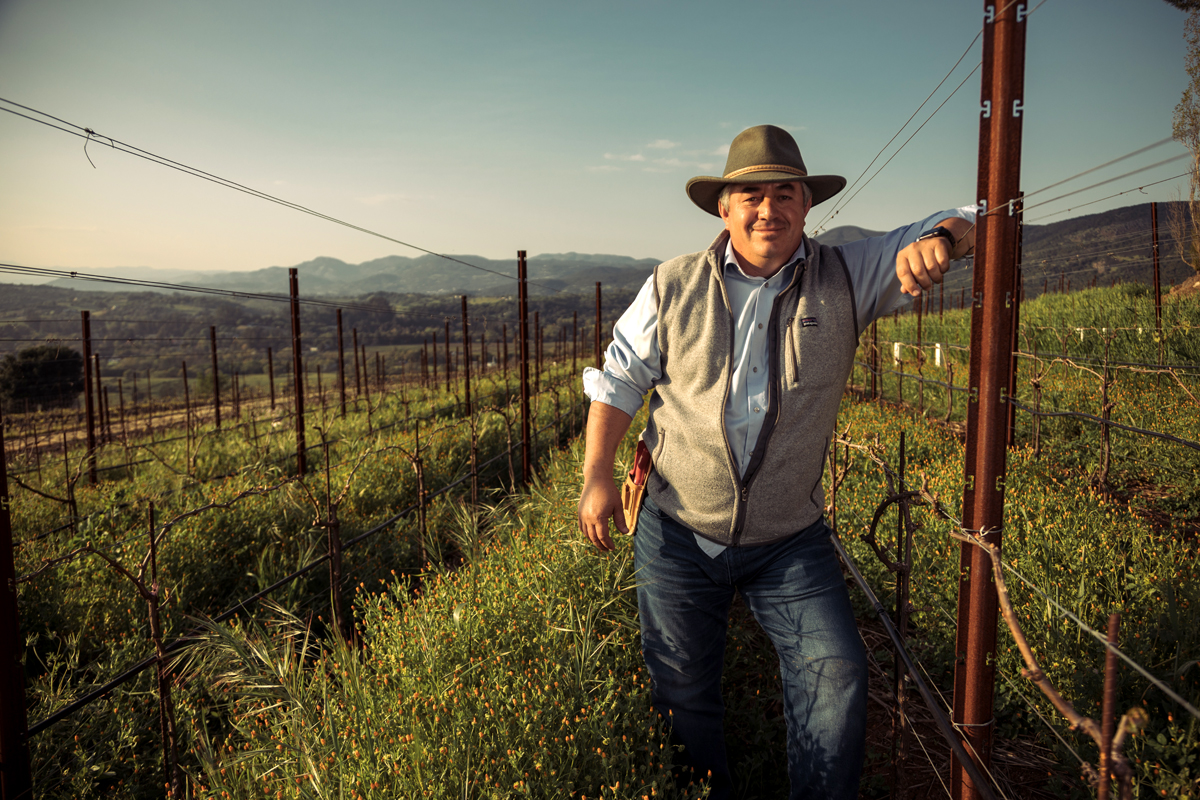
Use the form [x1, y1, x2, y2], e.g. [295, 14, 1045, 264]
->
[718, 181, 812, 214]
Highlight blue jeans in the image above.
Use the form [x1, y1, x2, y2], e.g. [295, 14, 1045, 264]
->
[635, 494, 867, 800]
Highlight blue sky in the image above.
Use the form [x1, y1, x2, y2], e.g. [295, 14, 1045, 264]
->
[0, 0, 1192, 277]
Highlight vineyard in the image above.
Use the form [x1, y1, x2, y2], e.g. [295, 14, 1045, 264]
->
[0, 277, 1195, 799]
[1, 3, 1199, 796]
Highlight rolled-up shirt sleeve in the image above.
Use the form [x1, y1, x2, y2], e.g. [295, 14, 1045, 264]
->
[581, 272, 661, 419]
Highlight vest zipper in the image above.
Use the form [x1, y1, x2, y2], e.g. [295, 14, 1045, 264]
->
[730, 268, 803, 546]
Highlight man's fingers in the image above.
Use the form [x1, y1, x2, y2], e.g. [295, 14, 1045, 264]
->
[898, 239, 951, 296]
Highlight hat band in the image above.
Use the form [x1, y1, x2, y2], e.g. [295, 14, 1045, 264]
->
[722, 163, 808, 181]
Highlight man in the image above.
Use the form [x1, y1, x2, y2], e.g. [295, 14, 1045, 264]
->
[578, 124, 975, 799]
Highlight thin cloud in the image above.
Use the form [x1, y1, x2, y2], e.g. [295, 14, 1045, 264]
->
[646, 139, 679, 150]
[604, 152, 646, 162]
[587, 165, 622, 172]
[358, 193, 406, 206]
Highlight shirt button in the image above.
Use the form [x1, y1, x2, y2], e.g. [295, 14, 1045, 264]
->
[754, 406, 761, 413]
[752, 367, 758, 373]
[757, 323, 763, 329]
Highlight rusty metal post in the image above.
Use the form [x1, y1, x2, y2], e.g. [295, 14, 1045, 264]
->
[209, 326, 221, 429]
[1005, 196, 1024, 449]
[0, 407, 33, 800]
[501, 324, 509, 379]
[289, 268, 307, 476]
[1097, 612, 1121, 800]
[917, 298, 924, 411]
[871, 320, 879, 402]
[462, 296, 478, 505]
[431, 332, 438, 391]
[951, 3, 1027, 797]
[360, 344, 371, 408]
[352, 327, 361, 398]
[892, 431, 912, 796]
[92, 354, 104, 446]
[181, 362, 191, 443]
[519, 252, 532, 485]
[1151, 202, 1163, 366]
[443, 320, 452, 395]
[267, 347, 276, 412]
[594, 282, 602, 368]
[337, 310, 347, 416]
[534, 312, 541, 394]
[145, 368, 154, 440]
[80, 310, 97, 485]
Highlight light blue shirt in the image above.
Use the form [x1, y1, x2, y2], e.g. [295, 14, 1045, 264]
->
[584, 206, 976, 556]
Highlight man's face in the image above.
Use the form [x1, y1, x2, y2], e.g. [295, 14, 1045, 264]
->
[718, 182, 812, 275]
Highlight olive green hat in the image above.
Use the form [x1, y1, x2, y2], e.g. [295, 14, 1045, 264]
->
[686, 125, 846, 217]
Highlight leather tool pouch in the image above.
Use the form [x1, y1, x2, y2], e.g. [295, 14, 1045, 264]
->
[620, 440, 652, 536]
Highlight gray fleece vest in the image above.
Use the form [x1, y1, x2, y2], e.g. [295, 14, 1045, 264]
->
[643, 232, 859, 547]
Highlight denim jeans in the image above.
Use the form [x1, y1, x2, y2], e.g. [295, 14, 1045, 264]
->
[635, 493, 867, 800]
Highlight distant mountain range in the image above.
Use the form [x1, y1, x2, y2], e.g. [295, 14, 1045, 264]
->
[24, 202, 1195, 299]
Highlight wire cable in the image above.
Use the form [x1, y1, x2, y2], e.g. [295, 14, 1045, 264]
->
[812, 29, 984, 234]
[0, 97, 565, 294]
[1022, 137, 1178, 202]
[1024, 172, 1191, 223]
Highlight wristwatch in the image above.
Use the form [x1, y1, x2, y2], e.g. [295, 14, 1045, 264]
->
[916, 226, 957, 249]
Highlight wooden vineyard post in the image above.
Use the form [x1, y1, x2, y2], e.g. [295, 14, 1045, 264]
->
[871, 320, 880, 404]
[81, 310, 98, 485]
[502, 324, 509, 379]
[337, 310, 347, 416]
[145, 504, 183, 797]
[209, 326, 221, 429]
[117, 379, 128, 451]
[322, 442, 352, 645]
[519, 252, 532, 485]
[1005, 196, 1025, 450]
[594, 282, 602, 368]
[1151, 202, 1164, 369]
[462, 297, 478, 507]
[0, 407, 34, 800]
[951, 3, 1027, 796]
[444, 321, 452, 396]
[93, 355, 105, 445]
[917, 296, 924, 413]
[1098, 335, 1113, 487]
[1097, 613, 1121, 800]
[414, 418, 427, 565]
[267, 347, 276, 412]
[181, 362, 192, 449]
[361, 344, 371, 416]
[534, 312, 541, 395]
[289, 268, 307, 476]
[572, 311, 578, 376]
[352, 327, 361, 400]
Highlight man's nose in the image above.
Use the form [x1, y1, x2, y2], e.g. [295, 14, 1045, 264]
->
[758, 197, 776, 218]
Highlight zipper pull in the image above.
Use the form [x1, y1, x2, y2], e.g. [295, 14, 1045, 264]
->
[741, 486, 749, 502]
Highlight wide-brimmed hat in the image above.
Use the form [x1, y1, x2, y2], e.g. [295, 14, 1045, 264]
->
[686, 125, 846, 217]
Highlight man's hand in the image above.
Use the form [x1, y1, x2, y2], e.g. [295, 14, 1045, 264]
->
[578, 401, 635, 553]
[578, 478, 627, 552]
[896, 218, 975, 297]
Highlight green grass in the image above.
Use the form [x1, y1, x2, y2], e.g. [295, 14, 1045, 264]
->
[14, 370, 587, 798]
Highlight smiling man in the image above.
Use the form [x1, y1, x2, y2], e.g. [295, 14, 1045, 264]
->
[578, 124, 975, 799]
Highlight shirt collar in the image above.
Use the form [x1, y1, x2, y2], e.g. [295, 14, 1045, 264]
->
[722, 237, 809, 284]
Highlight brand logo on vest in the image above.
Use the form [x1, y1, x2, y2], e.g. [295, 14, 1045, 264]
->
[799, 317, 819, 328]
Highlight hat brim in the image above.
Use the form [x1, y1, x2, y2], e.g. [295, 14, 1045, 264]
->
[686, 172, 847, 217]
